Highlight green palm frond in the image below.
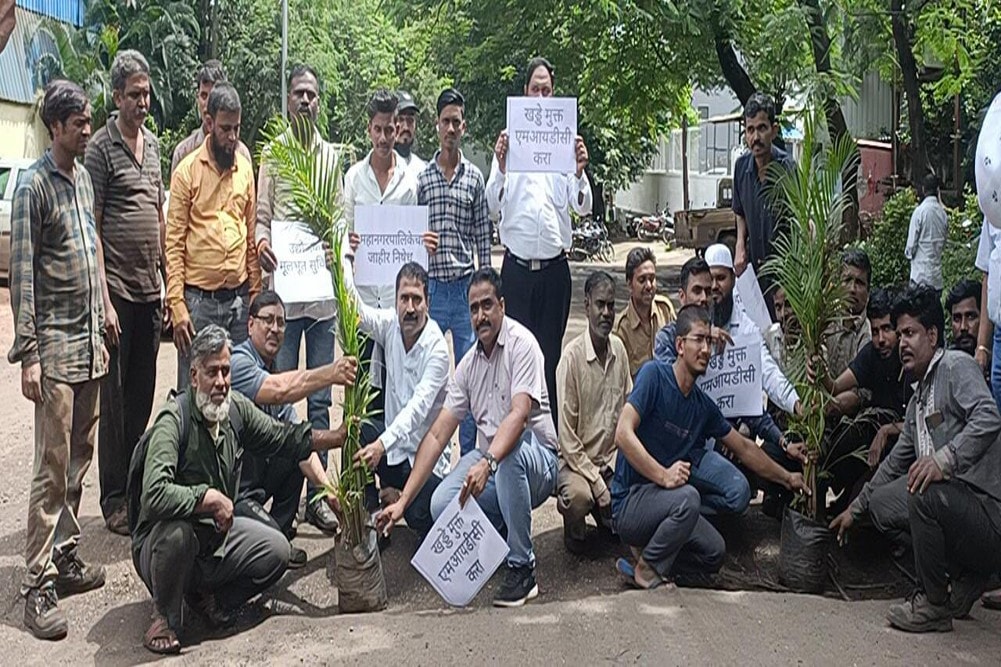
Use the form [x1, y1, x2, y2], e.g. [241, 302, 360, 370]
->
[261, 116, 375, 546]
[761, 113, 861, 519]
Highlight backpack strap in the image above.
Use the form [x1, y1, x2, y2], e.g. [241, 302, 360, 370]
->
[170, 389, 191, 463]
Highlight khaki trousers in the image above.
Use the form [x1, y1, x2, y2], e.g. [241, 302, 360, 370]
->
[23, 377, 100, 591]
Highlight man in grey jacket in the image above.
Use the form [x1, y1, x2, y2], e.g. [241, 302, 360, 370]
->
[830, 285, 1001, 633]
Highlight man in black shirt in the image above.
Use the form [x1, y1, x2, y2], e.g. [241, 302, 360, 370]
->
[818, 289, 911, 513]
[945, 278, 981, 357]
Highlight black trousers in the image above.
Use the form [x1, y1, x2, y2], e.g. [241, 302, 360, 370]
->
[500, 253, 572, 426]
[361, 420, 440, 539]
[99, 294, 162, 518]
[238, 454, 304, 538]
[910, 480, 1001, 605]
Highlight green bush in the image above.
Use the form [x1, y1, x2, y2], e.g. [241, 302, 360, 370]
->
[857, 190, 982, 294]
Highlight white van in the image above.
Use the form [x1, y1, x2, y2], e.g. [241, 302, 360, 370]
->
[0, 158, 39, 283]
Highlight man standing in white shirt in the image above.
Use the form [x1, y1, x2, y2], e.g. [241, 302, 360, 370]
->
[905, 173, 948, 297]
[345, 262, 451, 539]
[256, 64, 342, 534]
[395, 90, 426, 179]
[975, 217, 1001, 412]
[343, 89, 420, 412]
[485, 57, 593, 424]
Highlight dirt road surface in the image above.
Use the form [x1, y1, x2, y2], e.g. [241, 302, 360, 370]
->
[0, 243, 998, 665]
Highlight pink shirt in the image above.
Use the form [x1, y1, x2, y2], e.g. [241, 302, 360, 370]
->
[445, 317, 558, 452]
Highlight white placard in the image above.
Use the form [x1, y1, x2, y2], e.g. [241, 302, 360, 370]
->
[271, 219, 335, 303]
[735, 264, 773, 334]
[410, 495, 509, 607]
[506, 96, 577, 173]
[353, 205, 429, 286]
[697, 330, 763, 417]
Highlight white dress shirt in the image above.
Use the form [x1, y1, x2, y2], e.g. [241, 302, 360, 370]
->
[348, 268, 452, 477]
[484, 151, 593, 260]
[342, 149, 419, 309]
[976, 218, 1001, 326]
[399, 152, 427, 181]
[905, 195, 948, 290]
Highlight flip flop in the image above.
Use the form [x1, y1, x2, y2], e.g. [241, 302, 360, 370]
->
[616, 557, 662, 590]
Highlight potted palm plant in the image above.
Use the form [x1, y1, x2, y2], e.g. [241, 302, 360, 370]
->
[761, 113, 861, 593]
[261, 116, 387, 612]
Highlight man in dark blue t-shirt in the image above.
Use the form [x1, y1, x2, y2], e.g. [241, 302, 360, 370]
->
[612, 305, 806, 589]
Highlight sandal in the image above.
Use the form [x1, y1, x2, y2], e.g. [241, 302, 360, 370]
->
[616, 557, 663, 590]
[143, 613, 180, 655]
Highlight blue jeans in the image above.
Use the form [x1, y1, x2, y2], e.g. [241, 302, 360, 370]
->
[177, 286, 249, 391]
[992, 327, 1001, 414]
[276, 316, 335, 495]
[430, 430, 557, 568]
[689, 450, 751, 515]
[428, 276, 476, 454]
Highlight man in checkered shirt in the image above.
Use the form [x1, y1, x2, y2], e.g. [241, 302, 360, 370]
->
[417, 88, 493, 455]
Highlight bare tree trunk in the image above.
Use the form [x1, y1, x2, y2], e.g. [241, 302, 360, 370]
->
[891, 0, 929, 182]
[713, 27, 756, 105]
[798, 0, 859, 240]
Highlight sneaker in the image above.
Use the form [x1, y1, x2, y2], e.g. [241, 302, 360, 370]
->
[23, 583, 67, 640]
[887, 591, 953, 633]
[53, 548, 105, 597]
[288, 545, 308, 570]
[105, 505, 130, 536]
[304, 498, 340, 535]
[493, 565, 539, 608]
[950, 574, 988, 619]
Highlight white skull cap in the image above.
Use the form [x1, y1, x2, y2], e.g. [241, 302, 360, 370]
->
[704, 243, 733, 270]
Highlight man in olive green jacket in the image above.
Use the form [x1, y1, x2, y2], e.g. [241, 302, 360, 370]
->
[133, 325, 346, 654]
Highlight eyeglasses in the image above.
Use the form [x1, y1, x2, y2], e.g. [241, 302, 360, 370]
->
[681, 334, 712, 349]
[253, 313, 286, 330]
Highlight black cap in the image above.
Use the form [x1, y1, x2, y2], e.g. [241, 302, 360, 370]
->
[397, 90, 419, 114]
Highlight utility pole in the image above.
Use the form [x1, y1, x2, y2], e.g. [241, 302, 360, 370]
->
[280, 0, 288, 121]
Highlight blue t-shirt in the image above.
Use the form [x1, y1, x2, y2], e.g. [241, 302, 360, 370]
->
[230, 338, 297, 424]
[611, 359, 732, 516]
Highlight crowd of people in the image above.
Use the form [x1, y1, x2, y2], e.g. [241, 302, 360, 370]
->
[7, 46, 1001, 655]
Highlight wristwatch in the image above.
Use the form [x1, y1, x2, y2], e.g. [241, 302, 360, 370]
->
[483, 451, 499, 475]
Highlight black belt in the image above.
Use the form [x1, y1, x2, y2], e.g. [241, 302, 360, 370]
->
[185, 282, 249, 301]
[504, 250, 567, 272]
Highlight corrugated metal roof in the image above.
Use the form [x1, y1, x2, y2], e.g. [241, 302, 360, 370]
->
[15, 0, 84, 27]
[0, 7, 49, 105]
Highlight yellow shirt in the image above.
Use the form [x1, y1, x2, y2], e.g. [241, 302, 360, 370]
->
[556, 331, 632, 497]
[166, 139, 261, 323]
[614, 294, 677, 377]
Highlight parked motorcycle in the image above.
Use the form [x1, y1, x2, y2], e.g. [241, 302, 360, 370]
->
[569, 217, 615, 263]
[636, 207, 675, 246]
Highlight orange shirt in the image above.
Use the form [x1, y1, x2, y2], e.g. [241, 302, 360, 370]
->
[165, 139, 261, 323]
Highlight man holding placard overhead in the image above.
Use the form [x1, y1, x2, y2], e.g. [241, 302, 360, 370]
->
[486, 57, 593, 425]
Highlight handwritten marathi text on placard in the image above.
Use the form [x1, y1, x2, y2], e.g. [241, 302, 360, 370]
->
[271, 219, 335, 304]
[506, 97, 577, 173]
[697, 331, 763, 417]
[353, 205, 429, 286]
[410, 495, 508, 607]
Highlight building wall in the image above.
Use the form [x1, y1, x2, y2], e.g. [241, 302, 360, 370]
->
[0, 99, 47, 159]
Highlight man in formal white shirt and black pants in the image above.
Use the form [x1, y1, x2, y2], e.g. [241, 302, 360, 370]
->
[485, 57, 593, 425]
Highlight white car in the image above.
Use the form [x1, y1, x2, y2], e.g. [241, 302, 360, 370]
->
[0, 157, 38, 283]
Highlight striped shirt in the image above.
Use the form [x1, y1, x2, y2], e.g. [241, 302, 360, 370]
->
[8, 152, 107, 383]
[417, 151, 491, 282]
[84, 114, 164, 302]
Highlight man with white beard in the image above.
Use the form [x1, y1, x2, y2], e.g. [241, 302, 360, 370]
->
[131, 325, 347, 654]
